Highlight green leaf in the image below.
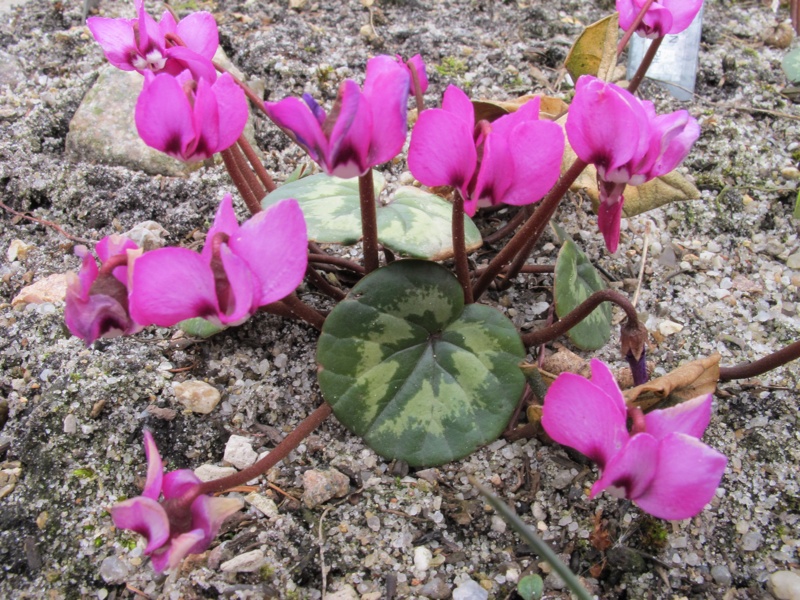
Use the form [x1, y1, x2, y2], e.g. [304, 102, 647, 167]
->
[179, 317, 226, 338]
[262, 172, 482, 260]
[517, 575, 544, 600]
[565, 13, 620, 82]
[554, 239, 611, 350]
[782, 47, 800, 84]
[317, 260, 525, 466]
[794, 189, 800, 220]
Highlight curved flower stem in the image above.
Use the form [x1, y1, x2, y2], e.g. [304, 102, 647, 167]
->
[279, 293, 326, 330]
[627, 36, 664, 94]
[481, 206, 530, 245]
[472, 159, 587, 301]
[408, 60, 425, 114]
[212, 58, 269, 111]
[520, 288, 639, 348]
[237, 136, 276, 193]
[220, 147, 262, 216]
[308, 253, 366, 274]
[452, 195, 473, 303]
[358, 171, 380, 274]
[616, 0, 658, 55]
[230, 141, 266, 204]
[197, 403, 333, 496]
[306, 265, 347, 300]
[719, 339, 800, 382]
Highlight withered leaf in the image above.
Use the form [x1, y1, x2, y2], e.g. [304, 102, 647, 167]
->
[623, 354, 720, 412]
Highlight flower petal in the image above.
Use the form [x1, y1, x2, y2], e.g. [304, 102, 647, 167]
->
[217, 245, 256, 324]
[129, 247, 220, 326]
[202, 194, 240, 263]
[190, 494, 245, 548]
[662, 0, 702, 34]
[175, 11, 219, 59]
[111, 496, 170, 554]
[541, 370, 629, 468]
[164, 45, 217, 83]
[498, 118, 564, 207]
[327, 80, 372, 177]
[86, 16, 138, 71]
[633, 433, 727, 520]
[135, 73, 196, 160]
[645, 393, 713, 441]
[142, 430, 164, 500]
[644, 110, 700, 179]
[264, 96, 329, 166]
[362, 55, 410, 166]
[210, 73, 249, 153]
[591, 432, 659, 500]
[597, 181, 626, 254]
[150, 528, 206, 572]
[162, 469, 201, 500]
[229, 198, 308, 306]
[589, 359, 628, 418]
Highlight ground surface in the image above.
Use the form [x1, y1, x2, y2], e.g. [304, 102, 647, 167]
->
[0, 0, 799, 598]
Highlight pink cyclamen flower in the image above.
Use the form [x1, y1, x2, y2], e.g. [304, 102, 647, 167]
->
[617, 0, 703, 38]
[541, 359, 727, 521]
[87, 0, 218, 82]
[566, 75, 700, 253]
[129, 195, 307, 328]
[135, 70, 248, 162]
[65, 235, 142, 345]
[264, 55, 411, 178]
[111, 431, 243, 572]
[408, 85, 564, 216]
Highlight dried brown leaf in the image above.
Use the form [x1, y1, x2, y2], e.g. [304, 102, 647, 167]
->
[623, 354, 721, 412]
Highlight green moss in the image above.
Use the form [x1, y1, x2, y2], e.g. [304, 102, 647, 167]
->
[435, 56, 467, 78]
[259, 564, 276, 582]
[640, 517, 669, 550]
[72, 468, 95, 479]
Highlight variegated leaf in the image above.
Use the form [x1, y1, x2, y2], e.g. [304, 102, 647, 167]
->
[317, 260, 525, 466]
[262, 172, 482, 260]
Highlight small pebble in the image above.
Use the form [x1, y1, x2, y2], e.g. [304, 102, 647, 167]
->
[99, 556, 131, 584]
[414, 546, 432, 571]
[742, 531, 763, 551]
[302, 468, 350, 508]
[63, 413, 77, 434]
[711, 565, 732, 586]
[220, 549, 266, 573]
[769, 570, 800, 600]
[172, 380, 221, 414]
[419, 577, 451, 599]
[223, 435, 258, 470]
[245, 492, 279, 519]
[452, 578, 489, 600]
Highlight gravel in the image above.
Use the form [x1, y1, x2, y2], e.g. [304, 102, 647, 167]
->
[0, 0, 798, 598]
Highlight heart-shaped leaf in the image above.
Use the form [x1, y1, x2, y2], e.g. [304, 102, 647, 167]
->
[782, 47, 800, 84]
[179, 317, 226, 338]
[262, 172, 482, 260]
[565, 13, 620, 82]
[554, 239, 611, 350]
[317, 260, 525, 466]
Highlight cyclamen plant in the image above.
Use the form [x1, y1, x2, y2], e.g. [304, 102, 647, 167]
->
[70, 0, 800, 577]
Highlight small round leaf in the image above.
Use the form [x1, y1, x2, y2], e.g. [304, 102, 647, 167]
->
[317, 260, 525, 466]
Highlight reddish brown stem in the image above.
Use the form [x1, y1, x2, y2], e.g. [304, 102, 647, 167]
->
[230, 142, 266, 207]
[452, 194, 473, 303]
[627, 36, 664, 95]
[306, 265, 347, 300]
[0, 200, 94, 244]
[473, 159, 587, 301]
[408, 60, 425, 114]
[309, 253, 366, 274]
[220, 148, 262, 216]
[237, 136, 276, 193]
[719, 339, 800, 382]
[359, 171, 380, 274]
[520, 288, 639, 348]
[198, 403, 333, 496]
[482, 206, 529, 245]
[212, 59, 268, 111]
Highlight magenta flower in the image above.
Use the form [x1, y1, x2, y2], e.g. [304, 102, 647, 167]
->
[135, 70, 248, 162]
[129, 195, 307, 328]
[541, 359, 727, 521]
[65, 235, 142, 345]
[617, 0, 703, 38]
[111, 431, 243, 572]
[408, 85, 564, 216]
[565, 75, 700, 253]
[87, 0, 218, 82]
[264, 55, 410, 178]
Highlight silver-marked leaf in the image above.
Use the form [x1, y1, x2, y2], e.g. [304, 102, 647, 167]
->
[783, 47, 800, 84]
[262, 172, 482, 260]
[317, 260, 525, 466]
[554, 239, 611, 350]
[262, 172, 382, 244]
[377, 186, 482, 260]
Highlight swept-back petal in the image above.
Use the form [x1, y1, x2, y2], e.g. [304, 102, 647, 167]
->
[86, 17, 138, 71]
[327, 80, 372, 177]
[162, 469, 201, 500]
[191, 494, 244, 546]
[96, 234, 138, 283]
[175, 12, 219, 59]
[633, 433, 727, 520]
[644, 110, 700, 179]
[230, 198, 308, 306]
[129, 247, 219, 327]
[135, 73, 195, 160]
[150, 529, 206, 572]
[597, 181, 626, 253]
[406, 54, 428, 94]
[188, 76, 221, 160]
[142, 430, 164, 500]
[202, 194, 240, 263]
[264, 96, 328, 165]
[217, 245, 256, 324]
[111, 496, 170, 554]
[441, 84, 474, 124]
[164, 45, 217, 83]
[472, 120, 512, 211]
[541, 371, 629, 468]
[566, 76, 648, 177]
[662, 0, 703, 34]
[645, 393, 712, 440]
[408, 107, 476, 195]
[64, 289, 132, 345]
[362, 55, 410, 166]
[591, 432, 659, 499]
[211, 74, 248, 153]
[500, 118, 564, 207]
[589, 359, 628, 418]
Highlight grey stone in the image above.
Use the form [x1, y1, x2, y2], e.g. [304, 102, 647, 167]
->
[173, 380, 221, 414]
[742, 531, 763, 551]
[769, 571, 800, 600]
[0, 50, 25, 89]
[711, 565, 732, 586]
[302, 468, 350, 508]
[223, 434, 258, 470]
[99, 556, 131, 584]
[220, 549, 266, 573]
[452, 579, 488, 600]
[418, 577, 451, 599]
